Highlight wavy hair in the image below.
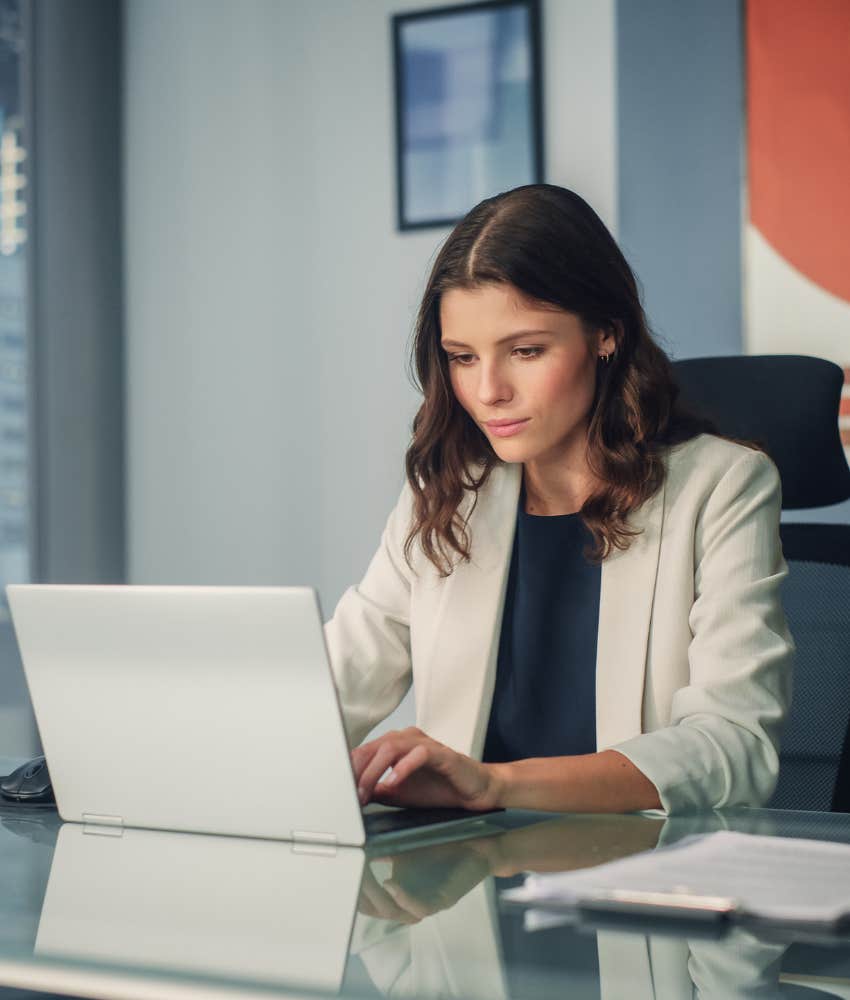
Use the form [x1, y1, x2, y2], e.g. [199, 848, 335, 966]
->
[404, 184, 711, 576]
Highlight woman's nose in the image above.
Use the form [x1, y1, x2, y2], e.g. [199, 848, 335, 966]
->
[477, 362, 513, 406]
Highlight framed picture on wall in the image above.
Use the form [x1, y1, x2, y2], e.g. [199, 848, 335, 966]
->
[392, 0, 544, 231]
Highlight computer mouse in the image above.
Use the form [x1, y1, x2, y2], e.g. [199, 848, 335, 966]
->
[0, 755, 55, 805]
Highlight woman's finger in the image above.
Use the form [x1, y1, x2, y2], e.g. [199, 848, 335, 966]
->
[374, 743, 430, 791]
[350, 728, 420, 784]
[350, 744, 379, 785]
[351, 732, 397, 783]
[358, 737, 417, 804]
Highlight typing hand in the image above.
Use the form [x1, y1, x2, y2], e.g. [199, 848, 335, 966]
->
[351, 727, 500, 810]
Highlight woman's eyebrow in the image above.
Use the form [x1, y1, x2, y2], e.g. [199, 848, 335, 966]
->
[441, 329, 556, 349]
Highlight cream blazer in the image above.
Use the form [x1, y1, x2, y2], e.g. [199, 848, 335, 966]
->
[324, 434, 794, 812]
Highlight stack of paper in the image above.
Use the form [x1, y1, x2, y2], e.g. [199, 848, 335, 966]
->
[502, 831, 850, 928]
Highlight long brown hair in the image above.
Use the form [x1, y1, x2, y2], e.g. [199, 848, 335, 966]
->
[404, 184, 710, 576]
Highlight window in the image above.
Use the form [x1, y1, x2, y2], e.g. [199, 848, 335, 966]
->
[0, 0, 27, 608]
[0, 0, 31, 755]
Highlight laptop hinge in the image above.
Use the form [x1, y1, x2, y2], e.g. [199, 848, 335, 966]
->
[82, 813, 125, 837]
[292, 829, 337, 847]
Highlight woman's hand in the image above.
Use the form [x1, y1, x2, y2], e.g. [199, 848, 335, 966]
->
[351, 727, 502, 810]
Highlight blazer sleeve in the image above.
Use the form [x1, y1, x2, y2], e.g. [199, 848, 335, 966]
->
[612, 449, 795, 812]
[323, 483, 415, 748]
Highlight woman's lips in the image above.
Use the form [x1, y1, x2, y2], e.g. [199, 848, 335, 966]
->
[484, 418, 530, 438]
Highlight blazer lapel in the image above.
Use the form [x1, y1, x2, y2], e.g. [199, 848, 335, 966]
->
[595, 478, 666, 750]
[419, 462, 521, 758]
[419, 461, 665, 758]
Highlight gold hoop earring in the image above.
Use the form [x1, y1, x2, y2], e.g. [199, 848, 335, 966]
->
[599, 353, 611, 364]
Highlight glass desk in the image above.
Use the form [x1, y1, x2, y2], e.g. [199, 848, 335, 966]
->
[1, 758, 850, 999]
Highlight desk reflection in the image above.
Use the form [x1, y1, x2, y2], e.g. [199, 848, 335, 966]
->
[352, 813, 788, 999]
[20, 813, 834, 999]
[36, 823, 363, 992]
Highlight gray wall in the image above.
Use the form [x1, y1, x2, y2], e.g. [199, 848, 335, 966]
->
[124, 0, 617, 613]
[616, 0, 744, 359]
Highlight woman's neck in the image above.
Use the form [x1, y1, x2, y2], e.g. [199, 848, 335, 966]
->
[522, 442, 597, 516]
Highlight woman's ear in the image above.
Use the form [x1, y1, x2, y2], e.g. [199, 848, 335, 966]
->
[597, 321, 621, 358]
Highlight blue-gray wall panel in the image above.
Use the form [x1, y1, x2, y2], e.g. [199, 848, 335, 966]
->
[29, 0, 125, 583]
[616, 0, 743, 359]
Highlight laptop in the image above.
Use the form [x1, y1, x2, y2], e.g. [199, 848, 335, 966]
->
[6, 585, 499, 847]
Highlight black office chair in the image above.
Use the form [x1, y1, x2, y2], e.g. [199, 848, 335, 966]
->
[673, 355, 850, 813]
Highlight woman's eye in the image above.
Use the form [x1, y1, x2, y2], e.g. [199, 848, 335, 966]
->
[447, 347, 542, 364]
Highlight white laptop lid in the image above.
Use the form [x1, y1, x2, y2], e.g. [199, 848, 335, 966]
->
[6, 585, 366, 846]
[36, 823, 364, 992]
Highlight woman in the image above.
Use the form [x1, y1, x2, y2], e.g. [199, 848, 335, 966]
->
[325, 184, 793, 815]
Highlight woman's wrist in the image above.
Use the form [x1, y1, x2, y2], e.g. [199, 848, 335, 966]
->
[484, 760, 516, 809]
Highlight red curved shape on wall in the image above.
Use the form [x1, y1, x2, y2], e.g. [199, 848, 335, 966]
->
[747, 0, 850, 303]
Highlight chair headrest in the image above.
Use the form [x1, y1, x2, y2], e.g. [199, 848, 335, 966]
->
[672, 355, 850, 510]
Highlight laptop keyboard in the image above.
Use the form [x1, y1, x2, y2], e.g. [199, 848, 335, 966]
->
[362, 805, 502, 839]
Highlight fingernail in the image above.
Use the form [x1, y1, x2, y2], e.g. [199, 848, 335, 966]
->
[358, 786, 367, 805]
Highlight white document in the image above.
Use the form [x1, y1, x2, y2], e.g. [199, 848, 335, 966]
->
[502, 830, 850, 926]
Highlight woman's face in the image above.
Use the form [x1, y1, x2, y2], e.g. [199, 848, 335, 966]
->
[440, 283, 615, 466]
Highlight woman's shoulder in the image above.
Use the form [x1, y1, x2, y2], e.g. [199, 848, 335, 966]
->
[665, 432, 774, 473]
[663, 432, 780, 505]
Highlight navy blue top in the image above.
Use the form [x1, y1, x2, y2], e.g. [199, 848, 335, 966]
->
[482, 496, 601, 763]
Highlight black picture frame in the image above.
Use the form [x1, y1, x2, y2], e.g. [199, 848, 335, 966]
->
[392, 0, 544, 232]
